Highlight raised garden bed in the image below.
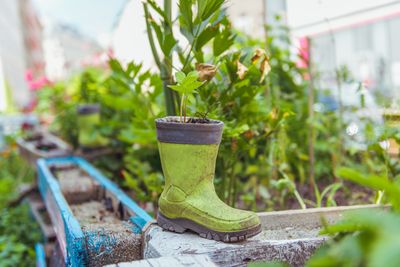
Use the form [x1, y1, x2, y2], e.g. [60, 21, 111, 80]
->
[27, 192, 56, 242]
[143, 205, 380, 267]
[17, 131, 72, 165]
[37, 156, 153, 267]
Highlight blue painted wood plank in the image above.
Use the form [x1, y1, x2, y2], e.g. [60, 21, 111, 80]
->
[36, 156, 153, 266]
[35, 243, 46, 267]
[37, 158, 87, 267]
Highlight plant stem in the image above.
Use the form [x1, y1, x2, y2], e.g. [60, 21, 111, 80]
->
[180, 93, 185, 123]
[307, 37, 316, 191]
[183, 94, 187, 122]
[376, 190, 384, 205]
[143, 3, 162, 69]
[294, 189, 307, 209]
[144, 0, 177, 116]
[162, 0, 177, 116]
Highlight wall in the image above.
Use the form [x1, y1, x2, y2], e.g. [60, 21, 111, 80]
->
[0, 0, 30, 110]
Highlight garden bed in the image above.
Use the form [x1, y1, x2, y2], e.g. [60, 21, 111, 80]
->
[37, 157, 153, 266]
[17, 131, 72, 165]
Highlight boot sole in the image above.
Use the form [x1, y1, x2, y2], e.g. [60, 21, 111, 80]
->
[157, 212, 262, 243]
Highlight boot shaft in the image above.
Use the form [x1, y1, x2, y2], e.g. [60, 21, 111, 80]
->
[158, 142, 219, 195]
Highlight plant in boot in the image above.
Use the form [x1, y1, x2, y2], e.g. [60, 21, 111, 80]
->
[155, 72, 261, 242]
[77, 104, 109, 150]
[168, 71, 204, 123]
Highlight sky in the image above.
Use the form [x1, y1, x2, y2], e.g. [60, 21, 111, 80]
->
[32, 0, 128, 45]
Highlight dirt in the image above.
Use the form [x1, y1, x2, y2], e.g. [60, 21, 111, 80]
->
[186, 117, 211, 124]
[257, 180, 376, 212]
[165, 116, 219, 124]
[52, 166, 102, 204]
[70, 201, 142, 266]
[35, 141, 58, 151]
[48, 165, 143, 265]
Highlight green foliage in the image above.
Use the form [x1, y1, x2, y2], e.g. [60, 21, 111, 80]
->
[307, 157, 400, 266]
[0, 146, 40, 267]
[169, 71, 203, 95]
[143, 0, 230, 115]
[35, 60, 165, 207]
[34, 2, 393, 215]
[168, 71, 204, 122]
[0, 205, 42, 267]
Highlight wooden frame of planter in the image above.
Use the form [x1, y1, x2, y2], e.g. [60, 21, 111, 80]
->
[17, 131, 72, 166]
[37, 156, 154, 267]
[142, 205, 381, 266]
[27, 191, 56, 242]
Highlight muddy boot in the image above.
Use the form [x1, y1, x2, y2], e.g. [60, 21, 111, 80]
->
[155, 117, 261, 242]
[77, 104, 109, 150]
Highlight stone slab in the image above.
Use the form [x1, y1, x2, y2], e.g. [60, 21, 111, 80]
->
[143, 205, 381, 267]
[105, 255, 217, 267]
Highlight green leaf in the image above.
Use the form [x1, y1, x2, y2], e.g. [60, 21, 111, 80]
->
[150, 21, 177, 57]
[176, 71, 186, 83]
[196, 0, 225, 22]
[146, 0, 172, 26]
[195, 25, 218, 51]
[168, 71, 204, 95]
[179, 0, 193, 40]
[213, 25, 235, 57]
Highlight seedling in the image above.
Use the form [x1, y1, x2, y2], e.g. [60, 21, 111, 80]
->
[168, 71, 204, 123]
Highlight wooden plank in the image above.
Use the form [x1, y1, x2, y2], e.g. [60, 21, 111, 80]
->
[27, 193, 56, 241]
[35, 243, 47, 267]
[37, 157, 154, 266]
[37, 158, 88, 266]
[143, 205, 383, 266]
[17, 131, 72, 165]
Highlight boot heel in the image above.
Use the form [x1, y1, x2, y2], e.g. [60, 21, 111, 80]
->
[157, 212, 187, 233]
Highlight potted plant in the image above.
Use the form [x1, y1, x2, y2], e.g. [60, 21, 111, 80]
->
[77, 104, 109, 151]
[155, 71, 261, 242]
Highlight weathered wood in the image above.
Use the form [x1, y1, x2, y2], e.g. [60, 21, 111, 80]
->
[17, 131, 72, 165]
[75, 147, 119, 161]
[27, 192, 56, 241]
[143, 205, 382, 267]
[37, 157, 153, 267]
[106, 255, 217, 267]
[35, 243, 47, 267]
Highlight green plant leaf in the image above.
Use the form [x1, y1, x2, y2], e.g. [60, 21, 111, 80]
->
[178, 0, 193, 41]
[146, 0, 172, 26]
[195, 25, 218, 51]
[213, 24, 235, 57]
[168, 71, 204, 95]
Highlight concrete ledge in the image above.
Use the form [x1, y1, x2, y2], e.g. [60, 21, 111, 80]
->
[143, 205, 381, 267]
[106, 255, 217, 267]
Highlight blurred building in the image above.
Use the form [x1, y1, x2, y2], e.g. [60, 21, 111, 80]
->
[111, 0, 163, 69]
[227, 0, 287, 38]
[0, 0, 44, 111]
[288, 0, 400, 99]
[43, 24, 103, 80]
[20, 0, 45, 77]
[111, 0, 287, 68]
[111, 0, 400, 100]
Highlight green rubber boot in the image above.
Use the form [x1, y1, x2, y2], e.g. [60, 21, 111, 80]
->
[155, 117, 261, 242]
[77, 104, 109, 149]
